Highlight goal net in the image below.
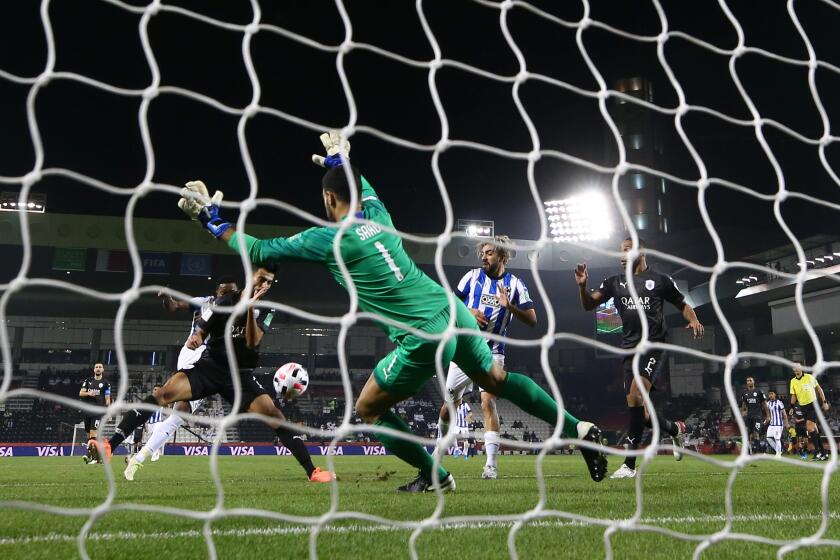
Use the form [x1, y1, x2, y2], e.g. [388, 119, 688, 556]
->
[1, 0, 838, 558]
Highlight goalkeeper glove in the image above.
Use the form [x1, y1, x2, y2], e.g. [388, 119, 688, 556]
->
[178, 181, 230, 238]
[788, 427, 796, 438]
[311, 130, 350, 168]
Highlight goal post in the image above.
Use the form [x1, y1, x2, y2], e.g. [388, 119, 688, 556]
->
[0, 1, 837, 558]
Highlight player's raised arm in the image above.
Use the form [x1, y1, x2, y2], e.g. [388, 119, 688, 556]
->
[575, 263, 606, 311]
[158, 290, 189, 312]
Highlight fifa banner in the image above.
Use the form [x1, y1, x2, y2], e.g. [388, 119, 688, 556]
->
[0, 443, 398, 457]
[95, 250, 171, 274]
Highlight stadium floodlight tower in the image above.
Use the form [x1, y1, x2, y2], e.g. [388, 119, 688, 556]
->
[544, 191, 613, 244]
[456, 219, 494, 238]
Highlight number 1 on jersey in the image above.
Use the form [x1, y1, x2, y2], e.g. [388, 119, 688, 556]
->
[375, 241, 404, 281]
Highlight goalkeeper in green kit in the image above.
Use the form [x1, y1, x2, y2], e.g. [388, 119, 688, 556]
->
[178, 131, 607, 491]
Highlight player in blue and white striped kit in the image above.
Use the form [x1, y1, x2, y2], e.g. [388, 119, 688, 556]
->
[436, 236, 537, 479]
[451, 402, 473, 458]
[765, 390, 788, 457]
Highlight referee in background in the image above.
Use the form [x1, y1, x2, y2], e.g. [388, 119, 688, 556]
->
[789, 363, 830, 461]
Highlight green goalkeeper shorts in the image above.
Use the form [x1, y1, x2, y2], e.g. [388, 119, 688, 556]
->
[372, 300, 495, 397]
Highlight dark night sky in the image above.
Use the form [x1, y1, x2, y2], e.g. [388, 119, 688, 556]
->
[1, 0, 838, 262]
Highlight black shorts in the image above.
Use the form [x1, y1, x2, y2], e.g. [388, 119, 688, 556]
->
[623, 350, 668, 394]
[83, 415, 100, 433]
[800, 402, 820, 423]
[796, 424, 808, 438]
[185, 356, 269, 412]
[746, 416, 763, 435]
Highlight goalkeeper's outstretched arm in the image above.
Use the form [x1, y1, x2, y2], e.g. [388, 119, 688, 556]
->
[180, 129, 353, 264]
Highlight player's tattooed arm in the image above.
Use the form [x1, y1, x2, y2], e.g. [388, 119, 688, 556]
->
[574, 263, 604, 311]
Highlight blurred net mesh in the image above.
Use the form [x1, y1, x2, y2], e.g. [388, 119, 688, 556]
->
[0, 0, 838, 558]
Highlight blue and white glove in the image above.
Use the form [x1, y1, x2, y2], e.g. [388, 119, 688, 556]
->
[178, 181, 230, 238]
[311, 130, 350, 168]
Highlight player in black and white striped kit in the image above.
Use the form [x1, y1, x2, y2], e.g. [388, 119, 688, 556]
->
[764, 390, 787, 457]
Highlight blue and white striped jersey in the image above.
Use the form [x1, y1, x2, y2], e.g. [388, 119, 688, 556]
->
[455, 268, 534, 355]
[767, 399, 785, 427]
[455, 402, 471, 429]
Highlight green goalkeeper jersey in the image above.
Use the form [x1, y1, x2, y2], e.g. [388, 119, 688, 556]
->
[228, 176, 450, 342]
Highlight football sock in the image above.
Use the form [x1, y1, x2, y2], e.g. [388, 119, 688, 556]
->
[434, 417, 449, 456]
[498, 372, 579, 438]
[275, 427, 316, 478]
[645, 412, 679, 438]
[767, 437, 780, 453]
[484, 431, 499, 468]
[109, 395, 158, 448]
[375, 410, 448, 482]
[809, 431, 824, 455]
[624, 406, 645, 470]
[137, 414, 183, 465]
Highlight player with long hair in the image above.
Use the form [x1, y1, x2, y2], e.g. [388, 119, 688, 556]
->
[435, 235, 537, 480]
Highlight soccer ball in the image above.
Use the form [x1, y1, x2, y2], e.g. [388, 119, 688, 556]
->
[273, 362, 309, 400]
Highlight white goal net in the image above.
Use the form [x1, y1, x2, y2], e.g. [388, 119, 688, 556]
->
[1, 0, 838, 559]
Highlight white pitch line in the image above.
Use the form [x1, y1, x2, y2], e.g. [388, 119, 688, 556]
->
[0, 469, 819, 488]
[1, 512, 838, 546]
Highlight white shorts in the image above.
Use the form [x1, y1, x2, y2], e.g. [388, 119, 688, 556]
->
[177, 344, 205, 371]
[766, 425, 783, 440]
[454, 426, 470, 438]
[176, 345, 206, 414]
[445, 354, 505, 403]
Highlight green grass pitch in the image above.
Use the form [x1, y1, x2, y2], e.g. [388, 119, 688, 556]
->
[0, 454, 838, 559]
